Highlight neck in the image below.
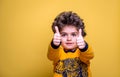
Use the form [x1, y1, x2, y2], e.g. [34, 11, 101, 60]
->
[64, 48, 76, 53]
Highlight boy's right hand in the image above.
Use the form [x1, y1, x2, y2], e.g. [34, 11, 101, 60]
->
[53, 26, 61, 46]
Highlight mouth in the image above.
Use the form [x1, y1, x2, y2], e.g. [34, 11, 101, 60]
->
[66, 43, 73, 46]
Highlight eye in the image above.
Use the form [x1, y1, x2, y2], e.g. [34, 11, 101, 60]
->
[71, 33, 77, 37]
[61, 33, 67, 37]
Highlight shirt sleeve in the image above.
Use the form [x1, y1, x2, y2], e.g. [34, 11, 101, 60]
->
[47, 42, 61, 61]
[79, 43, 94, 65]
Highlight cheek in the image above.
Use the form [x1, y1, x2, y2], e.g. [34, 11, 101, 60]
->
[61, 38, 66, 43]
[73, 37, 77, 42]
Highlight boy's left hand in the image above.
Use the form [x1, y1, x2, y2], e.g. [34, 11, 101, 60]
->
[77, 29, 86, 49]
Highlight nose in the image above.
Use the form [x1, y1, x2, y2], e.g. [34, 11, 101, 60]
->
[67, 35, 72, 41]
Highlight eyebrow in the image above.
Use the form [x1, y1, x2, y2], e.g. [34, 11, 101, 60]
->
[60, 32, 78, 34]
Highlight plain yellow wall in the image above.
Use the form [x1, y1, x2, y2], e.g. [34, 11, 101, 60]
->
[0, 0, 119, 77]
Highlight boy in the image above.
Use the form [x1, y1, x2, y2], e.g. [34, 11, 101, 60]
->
[47, 11, 94, 77]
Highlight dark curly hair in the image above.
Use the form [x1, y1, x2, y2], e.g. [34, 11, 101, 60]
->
[52, 11, 86, 37]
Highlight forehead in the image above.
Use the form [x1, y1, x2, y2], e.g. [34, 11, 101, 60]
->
[60, 25, 78, 32]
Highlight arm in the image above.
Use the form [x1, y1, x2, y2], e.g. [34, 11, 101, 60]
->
[47, 41, 61, 61]
[79, 43, 94, 65]
[47, 26, 61, 61]
[77, 29, 94, 64]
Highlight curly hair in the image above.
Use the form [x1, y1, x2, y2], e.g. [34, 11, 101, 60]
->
[52, 11, 86, 37]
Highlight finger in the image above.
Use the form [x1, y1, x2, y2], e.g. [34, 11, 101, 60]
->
[53, 39, 61, 46]
[55, 26, 60, 34]
[54, 36, 61, 40]
[79, 29, 82, 36]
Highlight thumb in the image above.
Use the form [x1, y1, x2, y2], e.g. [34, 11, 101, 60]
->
[55, 26, 60, 34]
[79, 29, 82, 37]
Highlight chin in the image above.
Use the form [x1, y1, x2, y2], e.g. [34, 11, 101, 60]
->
[62, 44, 77, 50]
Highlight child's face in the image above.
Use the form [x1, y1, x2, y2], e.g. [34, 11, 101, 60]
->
[60, 25, 79, 50]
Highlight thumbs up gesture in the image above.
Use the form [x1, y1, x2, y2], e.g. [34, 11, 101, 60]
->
[77, 29, 86, 49]
[53, 26, 61, 46]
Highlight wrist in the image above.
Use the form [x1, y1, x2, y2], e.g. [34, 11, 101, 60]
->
[79, 42, 88, 52]
[51, 40, 60, 49]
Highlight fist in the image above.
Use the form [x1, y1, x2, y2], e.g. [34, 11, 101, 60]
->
[77, 29, 86, 49]
[53, 26, 61, 46]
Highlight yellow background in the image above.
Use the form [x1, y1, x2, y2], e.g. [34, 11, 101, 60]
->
[0, 0, 119, 77]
